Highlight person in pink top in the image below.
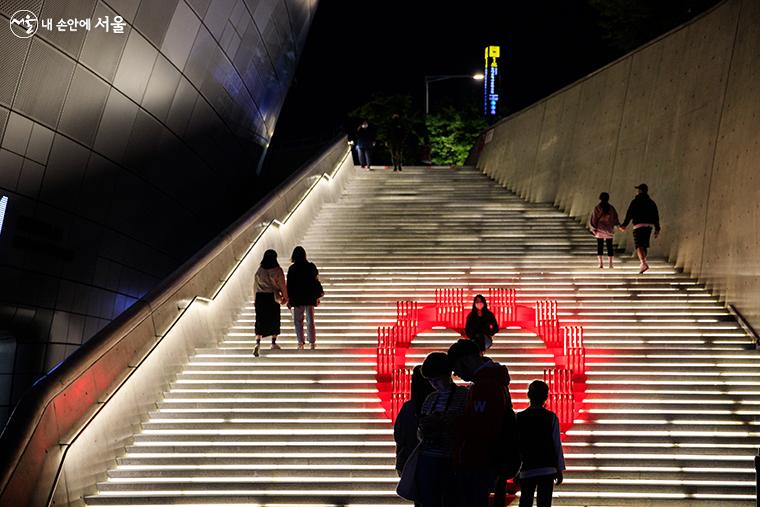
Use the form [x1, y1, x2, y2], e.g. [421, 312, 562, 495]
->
[588, 192, 620, 269]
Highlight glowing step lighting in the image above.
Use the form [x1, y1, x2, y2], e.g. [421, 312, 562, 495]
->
[96, 489, 398, 497]
[567, 429, 760, 437]
[106, 477, 399, 483]
[83, 504, 405, 507]
[178, 371, 377, 377]
[148, 419, 391, 424]
[588, 419, 755, 427]
[162, 398, 382, 404]
[188, 361, 379, 367]
[557, 478, 756, 487]
[585, 408, 760, 416]
[141, 428, 392, 435]
[85, 504, 432, 507]
[586, 389, 760, 396]
[565, 441, 760, 449]
[551, 491, 754, 500]
[156, 408, 385, 414]
[565, 452, 753, 461]
[85, 166, 760, 506]
[175, 380, 378, 385]
[116, 464, 396, 471]
[168, 389, 379, 394]
[131, 441, 394, 448]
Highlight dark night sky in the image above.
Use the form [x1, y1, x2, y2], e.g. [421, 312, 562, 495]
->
[261, 0, 717, 176]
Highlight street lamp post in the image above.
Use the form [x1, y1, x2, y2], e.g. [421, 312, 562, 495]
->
[424, 73, 485, 115]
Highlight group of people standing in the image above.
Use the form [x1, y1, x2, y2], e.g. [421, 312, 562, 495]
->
[394, 335, 565, 507]
[252, 246, 323, 356]
[589, 183, 661, 274]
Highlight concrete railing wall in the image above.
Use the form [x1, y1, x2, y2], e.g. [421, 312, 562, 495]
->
[476, 0, 760, 334]
[0, 137, 353, 507]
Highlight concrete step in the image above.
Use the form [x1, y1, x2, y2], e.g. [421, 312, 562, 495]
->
[84, 165, 759, 506]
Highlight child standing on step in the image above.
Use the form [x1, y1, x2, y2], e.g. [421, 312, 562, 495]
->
[589, 192, 620, 269]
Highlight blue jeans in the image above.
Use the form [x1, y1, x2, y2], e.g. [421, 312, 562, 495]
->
[356, 145, 372, 167]
[293, 305, 316, 345]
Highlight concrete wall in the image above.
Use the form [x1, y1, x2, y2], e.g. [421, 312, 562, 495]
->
[476, 0, 760, 334]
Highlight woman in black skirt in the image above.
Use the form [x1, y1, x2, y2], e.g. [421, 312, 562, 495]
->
[253, 249, 288, 357]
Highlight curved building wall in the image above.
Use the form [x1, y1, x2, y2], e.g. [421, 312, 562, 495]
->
[476, 0, 760, 335]
[0, 0, 316, 425]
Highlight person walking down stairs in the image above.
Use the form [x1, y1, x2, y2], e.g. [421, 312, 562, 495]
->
[588, 192, 620, 269]
[253, 249, 288, 357]
[619, 183, 661, 274]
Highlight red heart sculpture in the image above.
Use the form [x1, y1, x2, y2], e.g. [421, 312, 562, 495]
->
[376, 290, 587, 506]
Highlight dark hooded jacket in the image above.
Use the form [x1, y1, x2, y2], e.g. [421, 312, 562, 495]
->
[454, 359, 515, 469]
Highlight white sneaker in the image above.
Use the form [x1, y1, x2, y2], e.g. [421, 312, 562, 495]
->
[270, 342, 281, 350]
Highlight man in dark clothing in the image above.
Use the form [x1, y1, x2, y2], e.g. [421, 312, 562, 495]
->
[388, 113, 406, 171]
[355, 120, 374, 170]
[620, 183, 661, 274]
[447, 339, 518, 507]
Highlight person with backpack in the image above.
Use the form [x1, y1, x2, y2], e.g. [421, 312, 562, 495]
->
[394, 365, 435, 478]
[253, 250, 288, 357]
[516, 380, 566, 507]
[619, 183, 661, 274]
[447, 339, 518, 507]
[464, 294, 500, 353]
[286, 246, 322, 350]
[415, 352, 469, 507]
[588, 192, 620, 269]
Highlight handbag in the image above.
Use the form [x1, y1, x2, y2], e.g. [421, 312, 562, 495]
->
[396, 443, 420, 500]
[314, 278, 325, 299]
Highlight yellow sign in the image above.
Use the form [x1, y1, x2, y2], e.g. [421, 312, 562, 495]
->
[488, 45, 500, 58]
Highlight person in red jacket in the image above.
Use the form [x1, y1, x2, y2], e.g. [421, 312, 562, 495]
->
[447, 339, 518, 507]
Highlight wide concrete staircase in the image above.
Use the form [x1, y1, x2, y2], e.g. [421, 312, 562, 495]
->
[85, 166, 758, 506]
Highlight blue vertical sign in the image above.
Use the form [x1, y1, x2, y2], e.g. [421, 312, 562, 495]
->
[483, 45, 500, 117]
